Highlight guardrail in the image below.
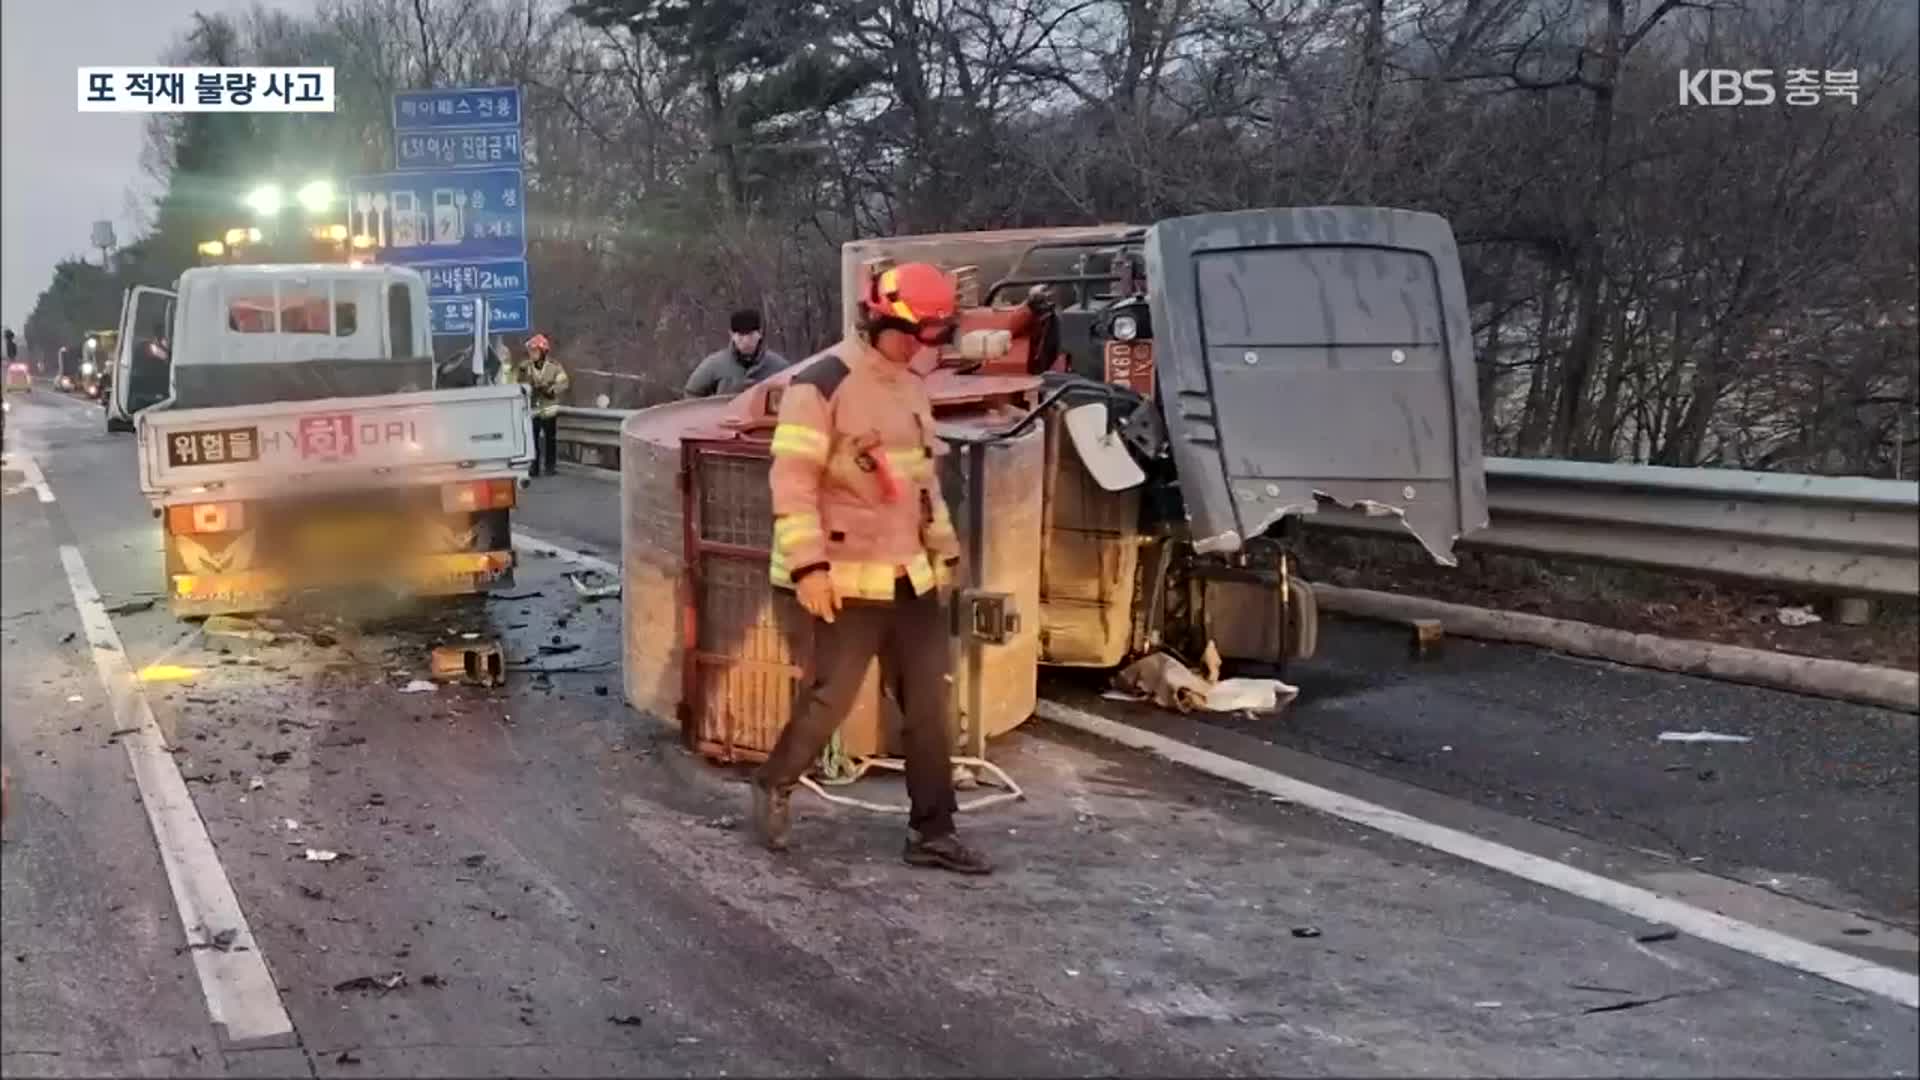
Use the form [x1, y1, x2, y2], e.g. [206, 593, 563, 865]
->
[555, 407, 1920, 599]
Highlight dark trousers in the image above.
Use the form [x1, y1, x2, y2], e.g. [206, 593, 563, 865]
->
[757, 578, 959, 838]
[532, 415, 558, 475]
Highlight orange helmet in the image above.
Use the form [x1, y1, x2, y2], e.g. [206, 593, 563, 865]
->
[525, 333, 552, 353]
[864, 263, 958, 344]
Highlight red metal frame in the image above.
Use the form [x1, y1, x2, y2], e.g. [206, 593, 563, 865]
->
[678, 434, 806, 764]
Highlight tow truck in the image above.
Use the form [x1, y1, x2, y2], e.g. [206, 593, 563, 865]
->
[113, 263, 534, 618]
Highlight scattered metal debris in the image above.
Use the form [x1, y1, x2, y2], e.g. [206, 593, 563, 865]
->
[106, 597, 157, 615]
[1657, 731, 1751, 744]
[190, 927, 240, 952]
[333, 972, 407, 994]
[398, 679, 438, 694]
[204, 615, 276, 643]
[304, 848, 345, 863]
[608, 1015, 644, 1027]
[1635, 926, 1679, 944]
[568, 570, 621, 600]
[430, 642, 504, 687]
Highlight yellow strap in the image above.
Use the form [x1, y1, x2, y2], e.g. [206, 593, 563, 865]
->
[769, 553, 947, 599]
[773, 514, 822, 554]
[770, 423, 829, 462]
[903, 552, 934, 595]
[886, 447, 933, 479]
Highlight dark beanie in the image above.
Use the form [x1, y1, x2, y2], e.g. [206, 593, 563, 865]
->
[729, 308, 763, 334]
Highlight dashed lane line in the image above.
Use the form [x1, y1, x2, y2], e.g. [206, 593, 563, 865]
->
[2, 450, 56, 502]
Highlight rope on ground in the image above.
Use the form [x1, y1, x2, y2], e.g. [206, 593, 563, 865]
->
[797, 755, 1025, 815]
[815, 730, 858, 783]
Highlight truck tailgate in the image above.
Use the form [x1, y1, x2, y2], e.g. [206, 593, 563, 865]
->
[1145, 207, 1489, 562]
[138, 384, 531, 497]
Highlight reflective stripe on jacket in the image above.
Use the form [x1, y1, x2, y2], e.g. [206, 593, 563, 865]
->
[517, 357, 570, 418]
[768, 339, 960, 602]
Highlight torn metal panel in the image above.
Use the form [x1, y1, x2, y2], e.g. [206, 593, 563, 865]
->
[1144, 207, 1489, 563]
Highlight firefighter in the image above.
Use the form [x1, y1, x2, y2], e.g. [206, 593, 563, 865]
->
[751, 262, 992, 875]
[515, 333, 569, 477]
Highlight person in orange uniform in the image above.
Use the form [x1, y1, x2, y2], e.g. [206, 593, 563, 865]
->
[751, 262, 992, 875]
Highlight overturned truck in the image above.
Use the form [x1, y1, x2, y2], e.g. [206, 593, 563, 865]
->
[622, 207, 1488, 761]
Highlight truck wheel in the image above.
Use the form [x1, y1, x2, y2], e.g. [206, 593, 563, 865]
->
[1288, 574, 1319, 661]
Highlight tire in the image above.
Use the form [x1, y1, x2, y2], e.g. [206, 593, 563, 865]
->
[1287, 573, 1319, 662]
[107, 415, 134, 434]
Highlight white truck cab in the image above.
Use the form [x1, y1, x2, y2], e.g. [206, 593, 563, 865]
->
[117, 263, 534, 618]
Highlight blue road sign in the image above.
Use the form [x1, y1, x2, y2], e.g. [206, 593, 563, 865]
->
[394, 86, 520, 132]
[396, 128, 523, 171]
[431, 294, 531, 337]
[346, 168, 526, 263]
[418, 258, 529, 299]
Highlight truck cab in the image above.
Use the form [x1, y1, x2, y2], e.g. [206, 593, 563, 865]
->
[119, 263, 534, 618]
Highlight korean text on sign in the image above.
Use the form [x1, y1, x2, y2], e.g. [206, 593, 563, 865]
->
[167, 428, 261, 469]
[78, 67, 334, 113]
[393, 87, 520, 130]
[396, 130, 524, 170]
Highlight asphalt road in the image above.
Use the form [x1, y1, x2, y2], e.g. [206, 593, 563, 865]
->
[522, 461, 1920, 933]
[3, 388, 1916, 1077]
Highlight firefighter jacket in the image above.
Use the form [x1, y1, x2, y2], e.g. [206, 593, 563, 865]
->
[517, 357, 570, 419]
[769, 339, 961, 602]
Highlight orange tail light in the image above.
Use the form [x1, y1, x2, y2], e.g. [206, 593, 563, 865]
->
[441, 478, 517, 514]
[167, 501, 247, 535]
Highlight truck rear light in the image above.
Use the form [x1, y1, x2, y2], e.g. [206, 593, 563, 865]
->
[167, 501, 246, 535]
[441, 479, 516, 514]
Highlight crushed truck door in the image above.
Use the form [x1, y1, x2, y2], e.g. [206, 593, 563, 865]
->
[1144, 207, 1489, 563]
[112, 285, 176, 425]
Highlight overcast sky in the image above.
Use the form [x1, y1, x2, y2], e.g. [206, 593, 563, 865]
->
[2, 0, 318, 335]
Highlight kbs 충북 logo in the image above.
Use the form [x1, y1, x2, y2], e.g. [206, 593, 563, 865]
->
[1678, 68, 1859, 107]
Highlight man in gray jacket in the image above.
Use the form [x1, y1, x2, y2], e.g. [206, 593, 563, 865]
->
[683, 308, 790, 398]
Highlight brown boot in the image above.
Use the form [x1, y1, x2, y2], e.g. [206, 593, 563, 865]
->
[751, 780, 792, 852]
[903, 830, 993, 875]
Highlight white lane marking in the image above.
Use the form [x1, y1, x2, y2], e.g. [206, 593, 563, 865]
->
[1035, 699, 1920, 1010]
[494, 528, 1920, 1008]
[513, 530, 618, 575]
[57, 544, 295, 1041]
[2, 451, 56, 502]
